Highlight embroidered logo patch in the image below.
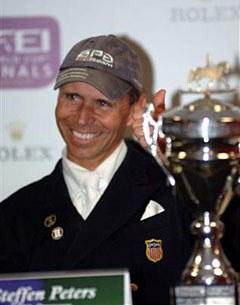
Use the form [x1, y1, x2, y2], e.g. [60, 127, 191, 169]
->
[145, 239, 163, 263]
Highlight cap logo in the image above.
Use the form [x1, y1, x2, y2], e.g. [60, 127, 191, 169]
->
[76, 49, 114, 68]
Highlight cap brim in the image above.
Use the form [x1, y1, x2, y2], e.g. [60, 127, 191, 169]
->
[54, 67, 132, 100]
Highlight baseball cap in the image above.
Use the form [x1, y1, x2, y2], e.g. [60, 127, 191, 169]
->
[54, 34, 143, 99]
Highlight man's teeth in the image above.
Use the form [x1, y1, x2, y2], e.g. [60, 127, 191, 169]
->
[73, 130, 98, 139]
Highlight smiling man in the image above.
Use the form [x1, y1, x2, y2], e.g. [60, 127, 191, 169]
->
[56, 82, 133, 170]
[0, 35, 191, 305]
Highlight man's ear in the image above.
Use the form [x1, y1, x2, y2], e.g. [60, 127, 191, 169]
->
[126, 106, 134, 127]
[126, 93, 147, 127]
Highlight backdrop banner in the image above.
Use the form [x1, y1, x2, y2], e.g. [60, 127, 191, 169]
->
[1, 0, 239, 200]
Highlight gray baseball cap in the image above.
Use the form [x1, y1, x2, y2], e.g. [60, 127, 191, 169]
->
[54, 34, 143, 99]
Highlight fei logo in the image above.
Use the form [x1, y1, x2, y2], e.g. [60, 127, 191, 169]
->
[0, 17, 60, 88]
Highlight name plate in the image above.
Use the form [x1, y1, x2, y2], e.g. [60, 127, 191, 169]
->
[171, 284, 239, 305]
[0, 269, 132, 305]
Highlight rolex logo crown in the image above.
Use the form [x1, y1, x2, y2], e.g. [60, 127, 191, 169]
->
[8, 121, 26, 141]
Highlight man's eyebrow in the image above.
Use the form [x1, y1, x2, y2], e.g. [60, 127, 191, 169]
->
[60, 90, 81, 96]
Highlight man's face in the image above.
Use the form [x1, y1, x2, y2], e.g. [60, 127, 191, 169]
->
[56, 82, 133, 170]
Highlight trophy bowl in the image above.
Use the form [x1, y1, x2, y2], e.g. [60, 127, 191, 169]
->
[143, 92, 240, 303]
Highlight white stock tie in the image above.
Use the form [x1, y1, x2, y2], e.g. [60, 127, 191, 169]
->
[82, 173, 101, 218]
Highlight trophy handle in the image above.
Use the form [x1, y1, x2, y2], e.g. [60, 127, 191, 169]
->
[143, 103, 176, 187]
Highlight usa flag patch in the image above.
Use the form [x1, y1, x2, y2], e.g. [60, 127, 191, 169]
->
[145, 239, 163, 263]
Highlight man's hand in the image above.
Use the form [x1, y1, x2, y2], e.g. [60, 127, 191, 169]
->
[131, 89, 166, 149]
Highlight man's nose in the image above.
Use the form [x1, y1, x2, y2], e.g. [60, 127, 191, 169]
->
[77, 103, 95, 124]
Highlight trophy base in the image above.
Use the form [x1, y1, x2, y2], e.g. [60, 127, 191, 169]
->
[170, 284, 240, 305]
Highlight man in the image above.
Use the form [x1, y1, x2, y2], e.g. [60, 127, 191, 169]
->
[0, 34, 191, 305]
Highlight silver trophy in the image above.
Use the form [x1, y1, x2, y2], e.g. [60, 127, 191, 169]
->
[143, 57, 240, 304]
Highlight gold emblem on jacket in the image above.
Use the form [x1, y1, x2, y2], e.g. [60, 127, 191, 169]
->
[44, 214, 57, 228]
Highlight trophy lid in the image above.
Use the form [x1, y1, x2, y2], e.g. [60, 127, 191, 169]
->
[162, 95, 240, 139]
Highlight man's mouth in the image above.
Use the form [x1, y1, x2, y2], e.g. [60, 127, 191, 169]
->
[72, 130, 100, 140]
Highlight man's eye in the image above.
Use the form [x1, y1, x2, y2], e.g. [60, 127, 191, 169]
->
[66, 93, 79, 101]
[97, 99, 112, 107]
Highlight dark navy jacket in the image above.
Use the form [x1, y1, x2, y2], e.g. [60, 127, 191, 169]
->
[0, 140, 239, 305]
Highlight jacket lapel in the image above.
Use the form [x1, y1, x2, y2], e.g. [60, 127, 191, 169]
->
[64, 143, 161, 269]
[35, 161, 85, 242]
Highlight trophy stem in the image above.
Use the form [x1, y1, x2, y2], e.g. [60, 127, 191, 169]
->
[181, 211, 238, 285]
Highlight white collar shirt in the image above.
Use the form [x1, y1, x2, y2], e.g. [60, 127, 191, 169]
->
[62, 140, 127, 219]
